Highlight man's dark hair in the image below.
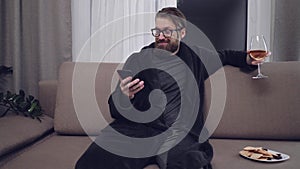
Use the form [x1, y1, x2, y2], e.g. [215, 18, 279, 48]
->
[156, 7, 187, 29]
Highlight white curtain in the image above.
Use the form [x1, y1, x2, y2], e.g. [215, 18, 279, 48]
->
[247, 0, 273, 62]
[72, 0, 177, 62]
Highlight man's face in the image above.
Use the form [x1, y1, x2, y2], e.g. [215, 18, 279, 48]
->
[154, 17, 185, 54]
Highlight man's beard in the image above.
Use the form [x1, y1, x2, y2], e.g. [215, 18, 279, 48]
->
[155, 39, 179, 53]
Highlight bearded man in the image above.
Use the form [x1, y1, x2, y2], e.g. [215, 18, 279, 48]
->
[76, 7, 265, 169]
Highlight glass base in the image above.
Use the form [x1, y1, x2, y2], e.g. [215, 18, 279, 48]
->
[252, 73, 268, 79]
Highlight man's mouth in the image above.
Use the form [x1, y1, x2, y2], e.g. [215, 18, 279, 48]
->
[158, 42, 168, 46]
[157, 40, 169, 46]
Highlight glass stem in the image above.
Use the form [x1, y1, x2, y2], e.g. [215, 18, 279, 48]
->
[257, 63, 261, 75]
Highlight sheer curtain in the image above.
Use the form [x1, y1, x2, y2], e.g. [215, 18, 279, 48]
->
[248, 0, 300, 61]
[72, 0, 177, 62]
[0, 0, 71, 97]
[247, 0, 273, 62]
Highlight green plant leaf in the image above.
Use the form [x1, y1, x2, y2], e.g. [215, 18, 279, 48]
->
[6, 91, 12, 98]
[19, 90, 25, 97]
[13, 95, 24, 105]
[18, 101, 31, 112]
[0, 90, 43, 121]
[8, 93, 16, 101]
[28, 101, 37, 113]
[27, 95, 34, 102]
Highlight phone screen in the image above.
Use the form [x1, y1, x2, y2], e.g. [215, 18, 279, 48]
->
[117, 70, 133, 79]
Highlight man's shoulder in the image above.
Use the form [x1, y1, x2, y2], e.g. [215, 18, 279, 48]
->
[127, 43, 155, 59]
[141, 42, 155, 50]
[124, 45, 155, 67]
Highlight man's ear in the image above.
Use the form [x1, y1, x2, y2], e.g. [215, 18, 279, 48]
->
[180, 28, 186, 39]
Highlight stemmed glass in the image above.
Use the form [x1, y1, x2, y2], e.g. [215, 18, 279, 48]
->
[249, 35, 268, 79]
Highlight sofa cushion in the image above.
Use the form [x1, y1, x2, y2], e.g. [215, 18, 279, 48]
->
[0, 114, 53, 157]
[54, 62, 119, 135]
[0, 135, 92, 169]
[210, 138, 300, 169]
[204, 62, 300, 140]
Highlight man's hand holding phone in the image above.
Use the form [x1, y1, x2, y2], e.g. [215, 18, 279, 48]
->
[117, 70, 144, 99]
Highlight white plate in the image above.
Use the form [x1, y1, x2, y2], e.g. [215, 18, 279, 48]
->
[239, 149, 290, 162]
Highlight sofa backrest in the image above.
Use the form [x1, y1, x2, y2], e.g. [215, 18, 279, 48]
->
[204, 61, 300, 140]
[54, 61, 300, 140]
[54, 62, 120, 135]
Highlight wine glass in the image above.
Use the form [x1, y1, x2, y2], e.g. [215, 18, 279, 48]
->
[249, 35, 268, 79]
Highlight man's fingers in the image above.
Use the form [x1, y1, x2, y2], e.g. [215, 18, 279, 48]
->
[127, 79, 141, 89]
[252, 60, 260, 65]
[130, 80, 144, 91]
[129, 81, 144, 95]
[120, 76, 133, 86]
[130, 84, 144, 94]
[120, 77, 135, 91]
[128, 81, 144, 99]
[119, 78, 144, 99]
[252, 60, 264, 65]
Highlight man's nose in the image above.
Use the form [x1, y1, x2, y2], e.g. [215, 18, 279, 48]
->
[158, 32, 165, 40]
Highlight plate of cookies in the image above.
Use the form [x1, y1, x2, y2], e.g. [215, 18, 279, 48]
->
[239, 146, 290, 162]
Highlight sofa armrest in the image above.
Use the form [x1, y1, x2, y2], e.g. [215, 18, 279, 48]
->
[38, 80, 58, 118]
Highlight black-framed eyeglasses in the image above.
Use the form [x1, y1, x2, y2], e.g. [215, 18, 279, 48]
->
[151, 28, 182, 38]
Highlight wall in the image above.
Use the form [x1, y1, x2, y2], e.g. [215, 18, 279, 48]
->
[178, 0, 248, 51]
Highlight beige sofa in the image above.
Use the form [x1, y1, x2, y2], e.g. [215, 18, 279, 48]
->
[0, 61, 299, 169]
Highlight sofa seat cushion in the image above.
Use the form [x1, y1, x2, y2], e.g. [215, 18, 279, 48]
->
[210, 138, 300, 169]
[0, 135, 92, 169]
[0, 114, 53, 157]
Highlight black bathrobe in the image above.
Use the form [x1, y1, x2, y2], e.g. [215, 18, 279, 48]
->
[75, 42, 254, 169]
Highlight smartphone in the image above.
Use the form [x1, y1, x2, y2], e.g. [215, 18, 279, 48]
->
[117, 69, 133, 79]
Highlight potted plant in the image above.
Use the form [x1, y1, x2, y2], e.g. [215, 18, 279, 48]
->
[0, 66, 43, 122]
